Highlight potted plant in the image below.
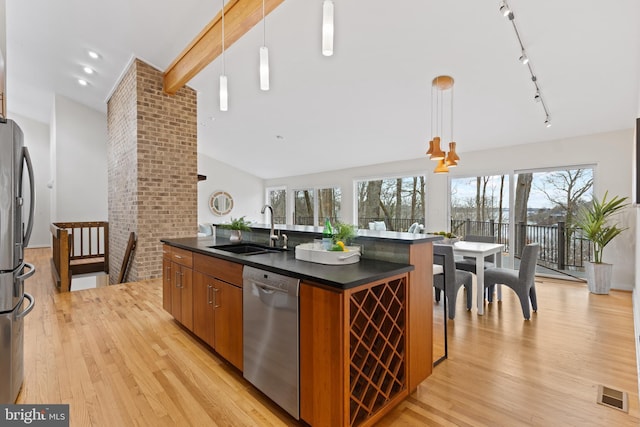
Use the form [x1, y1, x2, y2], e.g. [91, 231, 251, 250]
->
[575, 192, 629, 294]
[219, 216, 252, 242]
[333, 222, 357, 245]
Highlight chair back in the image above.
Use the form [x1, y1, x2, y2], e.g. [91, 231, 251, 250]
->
[464, 234, 496, 262]
[433, 244, 456, 279]
[518, 243, 540, 285]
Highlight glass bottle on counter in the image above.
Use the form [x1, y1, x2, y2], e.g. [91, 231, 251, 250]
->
[322, 217, 333, 250]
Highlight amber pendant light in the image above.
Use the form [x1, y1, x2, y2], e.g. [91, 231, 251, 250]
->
[427, 75, 460, 172]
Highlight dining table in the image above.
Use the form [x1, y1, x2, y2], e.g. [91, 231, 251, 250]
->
[452, 241, 505, 315]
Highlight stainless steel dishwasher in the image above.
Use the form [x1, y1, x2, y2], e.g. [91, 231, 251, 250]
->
[243, 266, 300, 419]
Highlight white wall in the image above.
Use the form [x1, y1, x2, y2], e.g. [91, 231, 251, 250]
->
[51, 94, 108, 221]
[197, 153, 264, 225]
[10, 113, 50, 247]
[265, 128, 636, 290]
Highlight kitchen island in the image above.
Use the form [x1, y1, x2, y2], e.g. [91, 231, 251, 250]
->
[161, 229, 439, 427]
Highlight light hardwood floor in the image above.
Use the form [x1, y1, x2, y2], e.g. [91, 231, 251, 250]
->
[17, 248, 640, 426]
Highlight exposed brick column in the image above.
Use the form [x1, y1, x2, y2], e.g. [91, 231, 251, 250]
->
[107, 59, 197, 284]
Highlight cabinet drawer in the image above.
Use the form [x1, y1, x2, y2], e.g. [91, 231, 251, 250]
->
[171, 246, 193, 268]
[194, 253, 243, 287]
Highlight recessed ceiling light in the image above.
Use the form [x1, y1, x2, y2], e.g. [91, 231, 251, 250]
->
[83, 66, 94, 75]
[276, 135, 284, 141]
[77, 79, 88, 86]
[88, 50, 100, 59]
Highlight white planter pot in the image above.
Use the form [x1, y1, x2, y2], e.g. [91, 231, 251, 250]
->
[585, 262, 613, 294]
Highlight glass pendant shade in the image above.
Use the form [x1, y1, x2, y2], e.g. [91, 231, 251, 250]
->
[322, 1, 334, 56]
[434, 158, 449, 174]
[219, 75, 228, 111]
[429, 137, 445, 161]
[260, 46, 269, 91]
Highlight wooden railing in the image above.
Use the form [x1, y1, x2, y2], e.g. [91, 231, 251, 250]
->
[50, 221, 109, 292]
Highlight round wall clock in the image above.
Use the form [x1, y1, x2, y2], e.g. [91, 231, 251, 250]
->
[209, 191, 234, 216]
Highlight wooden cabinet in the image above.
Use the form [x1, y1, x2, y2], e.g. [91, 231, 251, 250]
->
[162, 244, 193, 331]
[164, 246, 243, 370]
[192, 272, 243, 370]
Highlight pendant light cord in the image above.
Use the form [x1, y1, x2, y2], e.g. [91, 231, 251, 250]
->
[221, 0, 226, 74]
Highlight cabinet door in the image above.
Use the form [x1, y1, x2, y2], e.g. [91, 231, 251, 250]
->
[214, 279, 243, 370]
[162, 257, 172, 313]
[193, 272, 215, 348]
[179, 265, 193, 331]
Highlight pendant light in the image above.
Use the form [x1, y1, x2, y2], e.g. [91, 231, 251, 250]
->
[427, 75, 460, 173]
[259, 0, 269, 90]
[219, 0, 228, 111]
[322, 1, 334, 56]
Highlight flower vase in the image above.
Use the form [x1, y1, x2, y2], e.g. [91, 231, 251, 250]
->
[229, 230, 242, 243]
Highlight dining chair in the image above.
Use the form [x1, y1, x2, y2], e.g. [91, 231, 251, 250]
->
[455, 234, 497, 301]
[483, 243, 540, 320]
[433, 244, 473, 319]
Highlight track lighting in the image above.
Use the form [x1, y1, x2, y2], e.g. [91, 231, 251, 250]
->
[500, 0, 551, 127]
[499, 1, 511, 17]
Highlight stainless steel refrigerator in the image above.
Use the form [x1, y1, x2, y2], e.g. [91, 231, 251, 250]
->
[0, 118, 36, 404]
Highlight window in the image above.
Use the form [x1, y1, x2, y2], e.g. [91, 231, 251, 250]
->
[450, 174, 510, 241]
[266, 187, 286, 224]
[355, 175, 425, 231]
[450, 166, 594, 278]
[293, 187, 341, 226]
[514, 166, 593, 271]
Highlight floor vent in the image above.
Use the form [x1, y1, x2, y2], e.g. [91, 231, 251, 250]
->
[597, 385, 628, 413]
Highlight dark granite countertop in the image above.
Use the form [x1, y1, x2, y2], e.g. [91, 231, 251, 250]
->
[214, 222, 443, 244]
[161, 236, 415, 290]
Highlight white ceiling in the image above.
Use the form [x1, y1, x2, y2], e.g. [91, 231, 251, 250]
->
[7, 0, 640, 179]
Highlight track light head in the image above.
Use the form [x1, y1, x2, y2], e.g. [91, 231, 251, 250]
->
[519, 52, 529, 65]
[499, 1, 511, 17]
[534, 91, 541, 102]
[545, 116, 552, 127]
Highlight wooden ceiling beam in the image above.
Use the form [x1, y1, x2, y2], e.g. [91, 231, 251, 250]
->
[163, 0, 286, 94]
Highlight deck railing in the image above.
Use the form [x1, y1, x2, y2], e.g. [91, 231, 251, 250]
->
[450, 219, 592, 271]
[50, 221, 109, 292]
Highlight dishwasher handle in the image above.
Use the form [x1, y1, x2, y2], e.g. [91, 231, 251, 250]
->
[253, 280, 289, 294]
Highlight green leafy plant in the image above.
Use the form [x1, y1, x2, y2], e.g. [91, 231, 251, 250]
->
[218, 216, 252, 231]
[333, 222, 357, 244]
[575, 192, 629, 263]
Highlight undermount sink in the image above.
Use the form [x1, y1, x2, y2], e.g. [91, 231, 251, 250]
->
[209, 243, 287, 255]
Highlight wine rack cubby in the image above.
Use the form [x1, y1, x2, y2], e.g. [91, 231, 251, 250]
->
[348, 276, 407, 426]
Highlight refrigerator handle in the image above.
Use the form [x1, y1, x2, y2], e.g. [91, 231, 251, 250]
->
[16, 293, 35, 319]
[22, 146, 35, 247]
[16, 262, 35, 282]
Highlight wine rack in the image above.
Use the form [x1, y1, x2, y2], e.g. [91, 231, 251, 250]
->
[348, 276, 407, 426]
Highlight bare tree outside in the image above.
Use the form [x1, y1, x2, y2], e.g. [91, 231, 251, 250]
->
[267, 188, 286, 223]
[356, 176, 425, 231]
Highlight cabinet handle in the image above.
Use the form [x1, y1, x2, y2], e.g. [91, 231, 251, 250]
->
[174, 255, 183, 259]
[175, 271, 183, 288]
[207, 285, 213, 305]
[166, 265, 171, 281]
[213, 287, 220, 308]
